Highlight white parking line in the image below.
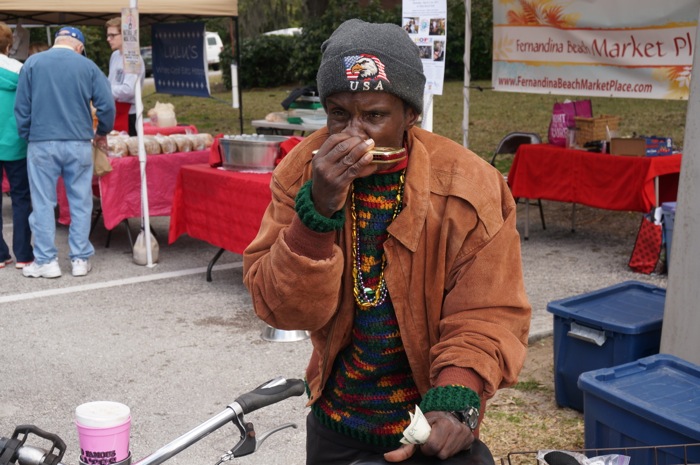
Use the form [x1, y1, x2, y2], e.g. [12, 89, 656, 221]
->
[0, 262, 243, 304]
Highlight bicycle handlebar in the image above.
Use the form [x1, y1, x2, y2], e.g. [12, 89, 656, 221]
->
[232, 377, 305, 415]
[1, 377, 305, 465]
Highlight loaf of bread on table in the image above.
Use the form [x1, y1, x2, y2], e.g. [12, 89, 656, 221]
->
[170, 134, 193, 152]
[187, 133, 214, 151]
[126, 135, 162, 155]
[106, 134, 129, 158]
[155, 135, 177, 154]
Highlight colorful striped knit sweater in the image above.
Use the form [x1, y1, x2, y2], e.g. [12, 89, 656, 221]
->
[311, 170, 421, 446]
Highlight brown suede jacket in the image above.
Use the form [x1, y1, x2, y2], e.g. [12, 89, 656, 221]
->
[243, 126, 531, 408]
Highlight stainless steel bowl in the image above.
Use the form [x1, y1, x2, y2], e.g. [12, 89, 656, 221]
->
[261, 324, 310, 342]
[219, 135, 289, 172]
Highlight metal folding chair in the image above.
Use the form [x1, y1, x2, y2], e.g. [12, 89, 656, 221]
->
[490, 132, 546, 236]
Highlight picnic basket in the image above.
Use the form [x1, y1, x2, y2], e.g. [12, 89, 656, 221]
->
[574, 115, 620, 146]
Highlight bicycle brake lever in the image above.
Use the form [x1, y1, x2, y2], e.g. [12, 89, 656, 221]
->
[229, 414, 256, 458]
[254, 422, 297, 451]
[228, 414, 298, 458]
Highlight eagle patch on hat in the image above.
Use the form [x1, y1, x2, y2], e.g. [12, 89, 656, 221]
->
[343, 54, 390, 83]
[317, 20, 425, 113]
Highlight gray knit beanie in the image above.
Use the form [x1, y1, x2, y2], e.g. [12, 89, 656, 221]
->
[317, 19, 425, 114]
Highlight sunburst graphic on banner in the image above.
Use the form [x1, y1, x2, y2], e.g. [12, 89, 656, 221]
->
[493, 35, 515, 60]
[506, 0, 579, 27]
[653, 66, 692, 100]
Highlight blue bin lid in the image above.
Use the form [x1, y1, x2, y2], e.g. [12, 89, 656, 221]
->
[578, 354, 700, 441]
[546, 281, 665, 334]
[662, 201, 677, 212]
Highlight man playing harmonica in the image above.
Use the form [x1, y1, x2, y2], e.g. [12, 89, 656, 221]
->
[244, 19, 531, 465]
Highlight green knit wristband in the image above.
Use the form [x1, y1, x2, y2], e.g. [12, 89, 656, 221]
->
[295, 180, 345, 233]
[419, 385, 481, 413]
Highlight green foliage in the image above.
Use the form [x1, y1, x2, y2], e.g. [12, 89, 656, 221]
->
[223, 0, 493, 89]
[444, 0, 492, 81]
[444, 0, 466, 81]
[83, 26, 113, 75]
[238, 0, 305, 38]
[237, 34, 297, 88]
[220, 43, 234, 90]
[27, 24, 155, 76]
[470, 0, 493, 80]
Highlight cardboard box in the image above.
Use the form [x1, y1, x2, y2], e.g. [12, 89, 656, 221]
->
[610, 137, 673, 156]
[547, 281, 665, 411]
[610, 137, 646, 156]
[579, 354, 700, 464]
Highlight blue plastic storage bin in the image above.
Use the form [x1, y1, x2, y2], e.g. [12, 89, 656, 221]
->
[547, 281, 665, 411]
[578, 354, 700, 465]
[662, 202, 676, 267]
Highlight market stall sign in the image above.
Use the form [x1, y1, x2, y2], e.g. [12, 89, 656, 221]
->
[152, 22, 210, 98]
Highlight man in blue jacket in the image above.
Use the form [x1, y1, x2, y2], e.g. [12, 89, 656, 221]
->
[15, 26, 115, 278]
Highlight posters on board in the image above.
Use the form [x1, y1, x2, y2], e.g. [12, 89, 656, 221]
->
[492, 0, 698, 100]
[121, 8, 141, 75]
[151, 22, 210, 98]
[403, 0, 446, 95]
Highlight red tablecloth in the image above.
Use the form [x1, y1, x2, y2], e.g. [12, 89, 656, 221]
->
[7, 152, 209, 230]
[508, 144, 681, 212]
[95, 151, 210, 230]
[4, 170, 89, 226]
[56, 177, 99, 226]
[143, 123, 198, 136]
[168, 164, 272, 254]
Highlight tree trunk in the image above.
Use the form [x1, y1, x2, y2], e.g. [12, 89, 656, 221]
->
[306, 0, 330, 18]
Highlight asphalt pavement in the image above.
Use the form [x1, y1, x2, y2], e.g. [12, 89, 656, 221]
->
[0, 197, 667, 465]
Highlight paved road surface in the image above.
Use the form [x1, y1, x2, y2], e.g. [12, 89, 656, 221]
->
[1, 197, 667, 465]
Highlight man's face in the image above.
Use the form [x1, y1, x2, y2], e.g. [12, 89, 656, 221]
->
[325, 92, 418, 149]
[106, 27, 122, 51]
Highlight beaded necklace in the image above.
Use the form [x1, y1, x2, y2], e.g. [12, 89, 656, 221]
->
[350, 170, 406, 309]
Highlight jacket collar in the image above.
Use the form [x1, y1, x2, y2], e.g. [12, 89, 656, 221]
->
[387, 127, 430, 252]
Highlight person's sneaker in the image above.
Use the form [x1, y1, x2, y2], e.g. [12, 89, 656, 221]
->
[15, 261, 33, 269]
[0, 258, 12, 269]
[71, 259, 92, 277]
[22, 259, 62, 278]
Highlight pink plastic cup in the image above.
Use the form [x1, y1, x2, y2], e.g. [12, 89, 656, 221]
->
[75, 401, 131, 464]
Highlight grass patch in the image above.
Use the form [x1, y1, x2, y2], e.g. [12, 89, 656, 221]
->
[487, 411, 524, 424]
[514, 380, 547, 392]
[143, 77, 688, 174]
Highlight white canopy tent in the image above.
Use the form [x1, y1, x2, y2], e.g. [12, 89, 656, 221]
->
[2, 0, 237, 266]
[0, 0, 237, 25]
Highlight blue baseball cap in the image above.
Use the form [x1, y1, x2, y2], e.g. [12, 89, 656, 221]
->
[55, 26, 87, 56]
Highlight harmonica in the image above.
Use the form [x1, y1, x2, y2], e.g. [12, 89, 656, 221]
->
[312, 147, 406, 164]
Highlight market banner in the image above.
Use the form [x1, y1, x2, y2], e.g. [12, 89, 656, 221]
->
[151, 22, 210, 97]
[492, 0, 699, 100]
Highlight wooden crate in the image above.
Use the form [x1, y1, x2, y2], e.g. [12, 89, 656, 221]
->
[574, 115, 620, 146]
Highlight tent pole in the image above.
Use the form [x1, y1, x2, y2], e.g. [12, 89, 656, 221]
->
[234, 16, 243, 134]
[462, 0, 472, 148]
[131, 0, 155, 267]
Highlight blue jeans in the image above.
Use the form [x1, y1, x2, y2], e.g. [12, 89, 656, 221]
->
[1, 158, 34, 263]
[26, 141, 95, 264]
